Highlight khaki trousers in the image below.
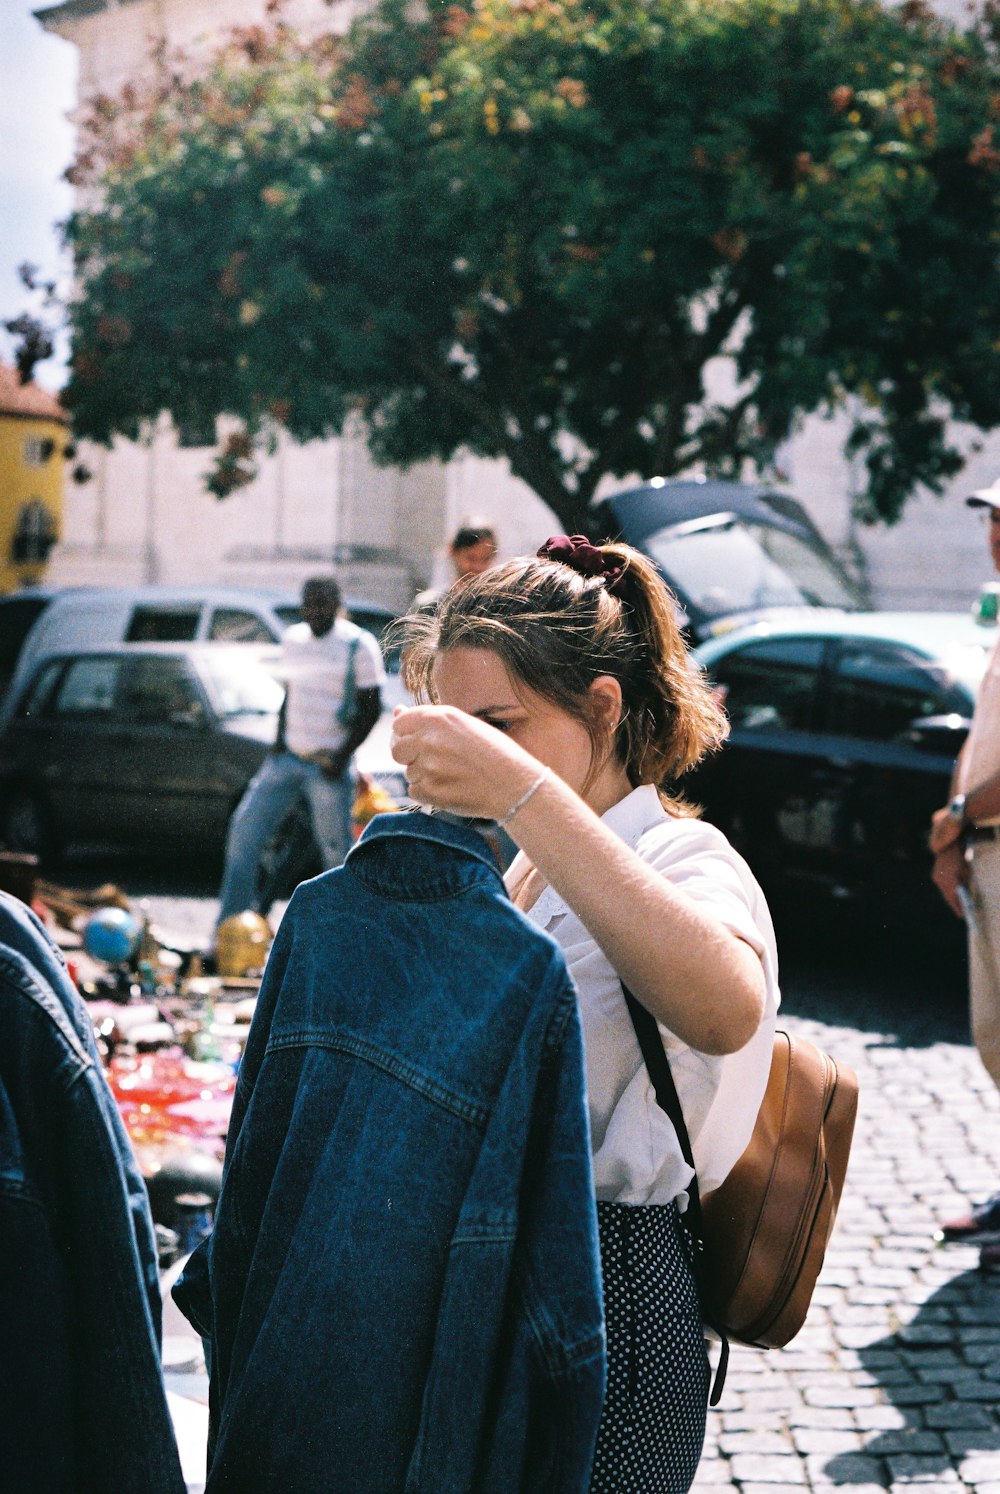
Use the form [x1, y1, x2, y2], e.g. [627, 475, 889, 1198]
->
[967, 837, 1000, 1093]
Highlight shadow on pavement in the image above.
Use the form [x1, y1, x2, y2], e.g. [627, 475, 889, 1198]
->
[822, 1265, 1000, 1486]
[772, 889, 970, 1049]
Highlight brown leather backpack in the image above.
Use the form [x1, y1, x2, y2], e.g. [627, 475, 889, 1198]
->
[623, 989, 859, 1402]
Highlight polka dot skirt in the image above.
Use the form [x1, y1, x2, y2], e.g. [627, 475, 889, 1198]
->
[589, 1200, 710, 1494]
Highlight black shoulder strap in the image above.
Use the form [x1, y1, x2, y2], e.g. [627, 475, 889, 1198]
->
[620, 983, 696, 1177]
[622, 982, 730, 1405]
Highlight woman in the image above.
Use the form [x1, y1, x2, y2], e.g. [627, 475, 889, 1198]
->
[391, 534, 779, 1494]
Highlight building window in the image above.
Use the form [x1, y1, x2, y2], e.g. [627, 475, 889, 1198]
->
[11, 500, 57, 563]
[23, 436, 56, 467]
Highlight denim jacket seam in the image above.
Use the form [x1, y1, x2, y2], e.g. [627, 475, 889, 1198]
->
[347, 874, 498, 904]
[0, 956, 94, 1084]
[0, 1172, 44, 1209]
[265, 1030, 491, 1127]
[450, 1221, 517, 1246]
[540, 985, 576, 1057]
[515, 1260, 605, 1375]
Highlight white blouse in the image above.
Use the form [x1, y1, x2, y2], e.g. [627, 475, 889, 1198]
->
[505, 784, 780, 1207]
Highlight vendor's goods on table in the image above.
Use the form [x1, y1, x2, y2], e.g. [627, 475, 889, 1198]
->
[12, 863, 272, 1243]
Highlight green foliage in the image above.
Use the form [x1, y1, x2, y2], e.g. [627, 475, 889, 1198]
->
[65, 0, 1000, 528]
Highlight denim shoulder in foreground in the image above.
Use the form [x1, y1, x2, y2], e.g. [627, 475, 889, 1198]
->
[179, 811, 604, 1494]
[0, 890, 185, 1494]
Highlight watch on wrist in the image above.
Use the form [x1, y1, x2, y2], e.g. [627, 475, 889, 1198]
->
[948, 793, 968, 827]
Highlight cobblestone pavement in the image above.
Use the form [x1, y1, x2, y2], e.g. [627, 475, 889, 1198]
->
[694, 1008, 1000, 1494]
[61, 857, 1000, 1492]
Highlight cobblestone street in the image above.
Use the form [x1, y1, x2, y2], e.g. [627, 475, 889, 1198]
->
[694, 1008, 1000, 1493]
[689, 902, 1000, 1494]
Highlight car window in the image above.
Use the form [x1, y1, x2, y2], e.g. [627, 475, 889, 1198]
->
[748, 524, 864, 609]
[828, 642, 956, 742]
[643, 518, 860, 621]
[274, 605, 301, 630]
[120, 656, 204, 725]
[346, 606, 399, 672]
[208, 608, 278, 643]
[712, 638, 825, 732]
[52, 657, 122, 717]
[196, 653, 284, 718]
[125, 607, 201, 643]
[16, 658, 63, 718]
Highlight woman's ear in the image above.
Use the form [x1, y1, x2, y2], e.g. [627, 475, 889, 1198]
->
[588, 674, 624, 734]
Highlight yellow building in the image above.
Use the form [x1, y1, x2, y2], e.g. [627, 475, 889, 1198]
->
[0, 361, 67, 593]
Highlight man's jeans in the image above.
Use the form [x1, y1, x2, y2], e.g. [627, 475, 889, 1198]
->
[217, 751, 354, 924]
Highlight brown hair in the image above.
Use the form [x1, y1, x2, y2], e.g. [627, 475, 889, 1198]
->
[398, 541, 728, 814]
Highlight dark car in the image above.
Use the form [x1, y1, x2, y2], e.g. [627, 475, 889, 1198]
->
[0, 586, 80, 700]
[0, 643, 283, 859]
[592, 479, 869, 641]
[687, 611, 992, 914]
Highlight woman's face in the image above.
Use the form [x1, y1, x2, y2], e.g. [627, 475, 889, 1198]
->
[433, 645, 618, 804]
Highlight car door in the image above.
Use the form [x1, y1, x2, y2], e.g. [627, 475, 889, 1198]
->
[690, 636, 832, 884]
[32, 655, 129, 837]
[817, 640, 967, 900]
[110, 653, 224, 845]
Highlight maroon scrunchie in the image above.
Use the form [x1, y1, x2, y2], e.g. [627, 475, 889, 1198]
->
[536, 534, 626, 595]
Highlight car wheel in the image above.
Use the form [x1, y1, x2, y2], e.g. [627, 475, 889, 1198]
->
[2, 787, 55, 859]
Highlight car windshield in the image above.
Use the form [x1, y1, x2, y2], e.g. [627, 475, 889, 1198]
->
[274, 605, 302, 629]
[197, 654, 284, 717]
[643, 517, 864, 620]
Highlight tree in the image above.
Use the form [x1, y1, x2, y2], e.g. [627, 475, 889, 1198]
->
[61, 0, 1000, 532]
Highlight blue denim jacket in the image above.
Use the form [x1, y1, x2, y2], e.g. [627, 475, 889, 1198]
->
[176, 812, 604, 1493]
[0, 891, 184, 1494]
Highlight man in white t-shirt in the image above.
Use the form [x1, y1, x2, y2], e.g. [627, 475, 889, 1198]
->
[216, 576, 385, 926]
[930, 479, 1000, 1269]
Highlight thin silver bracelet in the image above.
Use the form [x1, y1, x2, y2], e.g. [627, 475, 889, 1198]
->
[498, 766, 553, 828]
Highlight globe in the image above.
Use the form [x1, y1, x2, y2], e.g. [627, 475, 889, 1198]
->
[83, 906, 143, 964]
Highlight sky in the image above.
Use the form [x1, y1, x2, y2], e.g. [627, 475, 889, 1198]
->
[0, 0, 78, 390]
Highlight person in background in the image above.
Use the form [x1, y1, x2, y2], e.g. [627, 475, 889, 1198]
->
[393, 535, 779, 1493]
[930, 478, 1000, 1271]
[215, 576, 385, 926]
[413, 519, 499, 611]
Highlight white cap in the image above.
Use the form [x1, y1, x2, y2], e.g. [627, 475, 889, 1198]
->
[966, 476, 1000, 510]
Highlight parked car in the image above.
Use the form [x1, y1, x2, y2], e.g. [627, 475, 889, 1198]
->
[686, 611, 993, 915]
[592, 478, 870, 641]
[1, 584, 400, 720]
[0, 644, 286, 859]
[0, 586, 81, 700]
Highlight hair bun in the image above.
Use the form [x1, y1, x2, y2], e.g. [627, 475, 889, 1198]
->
[537, 534, 626, 594]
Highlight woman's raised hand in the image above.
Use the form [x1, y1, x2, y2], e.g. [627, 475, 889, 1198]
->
[390, 704, 543, 821]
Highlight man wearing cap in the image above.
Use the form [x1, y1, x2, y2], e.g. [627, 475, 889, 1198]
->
[929, 477, 1000, 1269]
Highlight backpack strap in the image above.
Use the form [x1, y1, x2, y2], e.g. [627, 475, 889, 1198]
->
[336, 633, 362, 730]
[620, 982, 730, 1405]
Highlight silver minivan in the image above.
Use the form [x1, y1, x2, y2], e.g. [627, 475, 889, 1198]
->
[2, 585, 398, 721]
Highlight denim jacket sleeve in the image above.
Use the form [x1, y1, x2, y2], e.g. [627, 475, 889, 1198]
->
[0, 912, 185, 1494]
[172, 908, 296, 1426]
[404, 957, 605, 1494]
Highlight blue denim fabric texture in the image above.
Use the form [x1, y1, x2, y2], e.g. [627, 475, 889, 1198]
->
[176, 811, 605, 1494]
[0, 890, 185, 1494]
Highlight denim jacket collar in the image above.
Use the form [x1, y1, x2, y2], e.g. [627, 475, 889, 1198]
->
[348, 810, 504, 900]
